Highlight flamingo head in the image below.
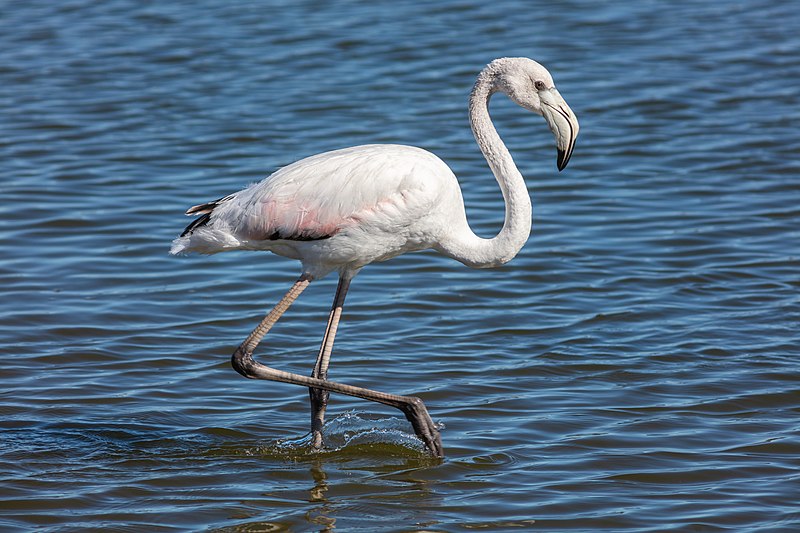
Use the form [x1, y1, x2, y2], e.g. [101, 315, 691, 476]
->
[488, 57, 579, 171]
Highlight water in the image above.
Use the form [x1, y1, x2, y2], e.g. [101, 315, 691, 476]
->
[2, 0, 799, 530]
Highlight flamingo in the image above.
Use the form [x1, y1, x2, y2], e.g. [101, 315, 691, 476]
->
[171, 57, 578, 457]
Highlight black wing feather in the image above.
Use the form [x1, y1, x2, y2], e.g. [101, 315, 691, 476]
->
[180, 212, 211, 237]
[180, 194, 234, 237]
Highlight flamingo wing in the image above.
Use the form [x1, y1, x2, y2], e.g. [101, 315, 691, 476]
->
[172, 144, 453, 255]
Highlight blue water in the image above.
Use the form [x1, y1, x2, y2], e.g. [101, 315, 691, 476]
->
[2, 0, 799, 530]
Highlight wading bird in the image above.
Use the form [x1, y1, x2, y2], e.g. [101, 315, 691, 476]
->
[171, 57, 579, 457]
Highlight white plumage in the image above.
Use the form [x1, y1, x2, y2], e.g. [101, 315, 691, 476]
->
[171, 144, 461, 278]
[171, 58, 579, 457]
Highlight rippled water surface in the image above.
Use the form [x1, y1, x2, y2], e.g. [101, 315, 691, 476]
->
[2, 0, 799, 530]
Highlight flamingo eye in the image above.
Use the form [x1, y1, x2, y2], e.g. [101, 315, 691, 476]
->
[534, 80, 546, 91]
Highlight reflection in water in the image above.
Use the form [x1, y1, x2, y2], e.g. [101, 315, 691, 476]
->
[307, 460, 335, 531]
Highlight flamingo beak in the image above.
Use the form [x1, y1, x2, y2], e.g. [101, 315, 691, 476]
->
[540, 88, 579, 171]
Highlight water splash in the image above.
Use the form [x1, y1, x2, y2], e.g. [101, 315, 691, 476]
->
[268, 411, 445, 458]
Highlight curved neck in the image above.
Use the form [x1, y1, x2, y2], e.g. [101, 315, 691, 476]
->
[440, 67, 532, 268]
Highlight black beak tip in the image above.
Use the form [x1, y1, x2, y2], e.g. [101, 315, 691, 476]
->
[557, 148, 571, 171]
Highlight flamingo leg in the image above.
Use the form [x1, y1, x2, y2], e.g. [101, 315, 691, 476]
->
[231, 276, 444, 457]
[309, 275, 351, 449]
